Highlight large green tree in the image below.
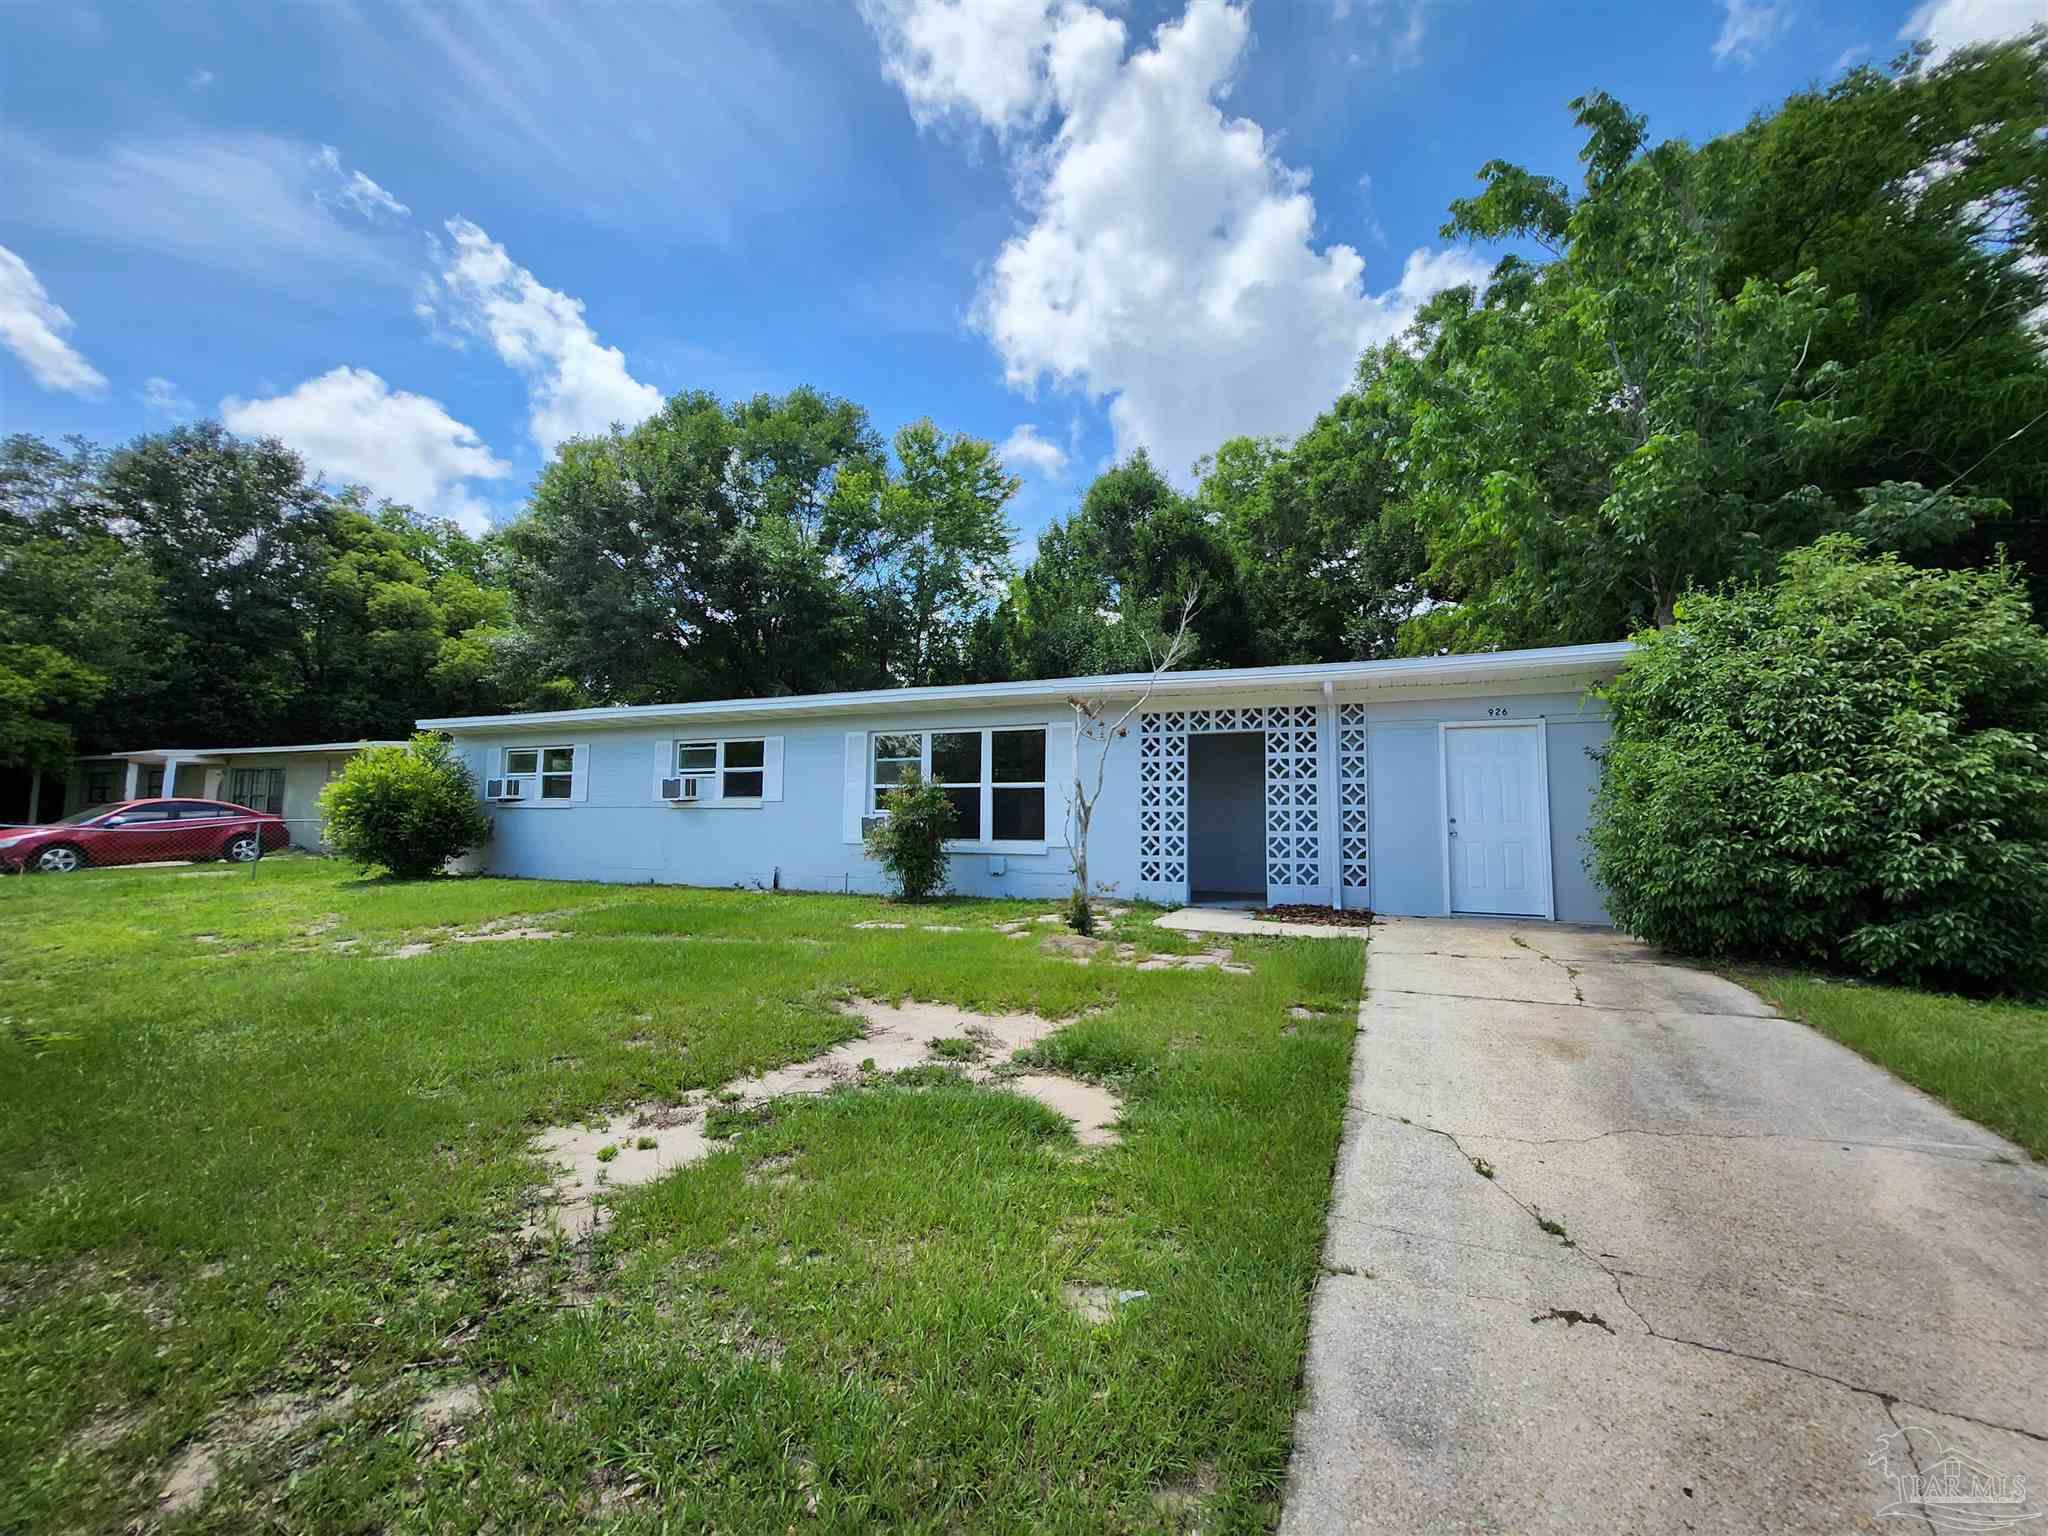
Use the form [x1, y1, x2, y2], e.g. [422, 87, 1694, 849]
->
[504, 387, 889, 703]
[828, 420, 1019, 687]
[1005, 451, 1256, 678]
[0, 436, 166, 766]
[0, 427, 525, 762]
[1195, 368, 1426, 662]
[1389, 35, 2044, 651]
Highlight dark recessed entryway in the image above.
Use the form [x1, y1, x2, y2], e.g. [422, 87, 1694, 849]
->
[1187, 731, 1266, 905]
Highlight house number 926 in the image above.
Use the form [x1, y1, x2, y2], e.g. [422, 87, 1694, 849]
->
[1486, 707, 1511, 718]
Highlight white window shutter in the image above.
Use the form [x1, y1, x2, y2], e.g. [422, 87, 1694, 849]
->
[763, 737, 784, 802]
[843, 731, 867, 843]
[652, 739, 669, 801]
[1045, 720, 1076, 846]
[571, 742, 592, 802]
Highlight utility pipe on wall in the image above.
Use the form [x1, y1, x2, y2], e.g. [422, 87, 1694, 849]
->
[1322, 680, 1341, 910]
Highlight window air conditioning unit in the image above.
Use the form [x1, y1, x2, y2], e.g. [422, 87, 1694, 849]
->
[485, 777, 530, 802]
[661, 776, 703, 804]
[860, 813, 889, 836]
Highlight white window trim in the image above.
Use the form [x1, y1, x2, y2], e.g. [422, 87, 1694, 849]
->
[869, 726, 1050, 854]
[676, 737, 765, 808]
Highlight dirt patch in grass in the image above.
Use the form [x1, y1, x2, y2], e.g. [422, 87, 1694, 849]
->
[451, 927, 565, 943]
[1137, 946, 1252, 975]
[1152, 1459, 1219, 1524]
[1009, 1075, 1121, 1145]
[1062, 1283, 1149, 1324]
[1041, 933, 1253, 975]
[522, 999, 1122, 1238]
[158, 1386, 354, 1516]
[72, 1407, 144, 1455]
[413, 1380, 483, 1443]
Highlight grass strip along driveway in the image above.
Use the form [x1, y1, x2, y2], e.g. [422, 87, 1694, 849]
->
[0, 859, 1362, 1532]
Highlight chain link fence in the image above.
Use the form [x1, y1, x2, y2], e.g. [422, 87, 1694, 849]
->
[0, 807, 331, 876]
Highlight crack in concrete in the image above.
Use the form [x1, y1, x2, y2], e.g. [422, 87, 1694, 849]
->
[1369, 945, 1673, 968]
[1370, 985, 1773, 1020]
[1419, 1120, 2012, 1166]
[1881, 1398, 1943, 1536]
[1333, 1207, 2043, 1354]
[1510, 934, 1586, 1003]
[1362, 1108, 2048, 1445]
[1326, 1213, 1605, 1270]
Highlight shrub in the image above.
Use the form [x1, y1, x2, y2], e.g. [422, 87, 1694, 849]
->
[318, 733, 493, 880]
[1589, 536, 2048, 992]
[862, 770, 955, 901]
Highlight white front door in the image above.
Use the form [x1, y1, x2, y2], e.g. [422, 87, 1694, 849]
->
[1444, 724, 1551, 917]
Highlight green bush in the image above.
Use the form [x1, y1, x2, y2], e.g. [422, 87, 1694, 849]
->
[862, 770, 955, 902]
[318, 733, 493, 880]
[1589, 536, 2048, 993]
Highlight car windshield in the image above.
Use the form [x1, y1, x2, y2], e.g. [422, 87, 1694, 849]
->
[52, 805, 116, 825]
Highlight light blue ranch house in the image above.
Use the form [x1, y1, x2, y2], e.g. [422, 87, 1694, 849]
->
[417, 641, 1630, 922]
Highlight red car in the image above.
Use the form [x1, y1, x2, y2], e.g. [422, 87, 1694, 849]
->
[0, 798, 289, 874]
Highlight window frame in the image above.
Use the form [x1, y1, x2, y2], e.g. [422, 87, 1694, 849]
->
[673, 737, 771, 806]
[499, 743, 576, 806]
[226, 766, 286, 816]
[868, 726, 1050, 853]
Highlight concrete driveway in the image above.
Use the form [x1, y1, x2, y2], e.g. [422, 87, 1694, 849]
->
[1283, 917, 2048, 1534]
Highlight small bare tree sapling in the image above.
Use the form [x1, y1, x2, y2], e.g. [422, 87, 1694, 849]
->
[1062, 586, 1201, 935]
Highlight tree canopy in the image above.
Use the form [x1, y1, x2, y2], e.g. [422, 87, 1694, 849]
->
[5, 34, 2045, 789]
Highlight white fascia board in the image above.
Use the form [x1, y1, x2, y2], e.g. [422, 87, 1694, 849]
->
[416, 642, 1636, 737]
[98, 740, 405, 761]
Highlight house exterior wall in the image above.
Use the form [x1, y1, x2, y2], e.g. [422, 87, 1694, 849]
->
[1362, 689, 1610, 924]
[436, 667, 1618, 924]
[451, 705, 1095, 900]
[211, 756, 350, 845]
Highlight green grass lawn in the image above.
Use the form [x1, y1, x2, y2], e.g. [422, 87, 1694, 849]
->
[1735, 970, 2048, 1160]
[0, 856, 1363, 1533]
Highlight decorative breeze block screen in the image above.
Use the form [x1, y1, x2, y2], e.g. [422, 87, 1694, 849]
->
[1338, 702, 1369, 894]
[1138, 705, 1324, 893]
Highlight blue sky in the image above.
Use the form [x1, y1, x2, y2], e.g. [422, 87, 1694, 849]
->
[0, 0, 2034, 542]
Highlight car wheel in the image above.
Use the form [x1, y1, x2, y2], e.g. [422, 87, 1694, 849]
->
[223, 834, 264, 864]
[33, 844, 85, 874]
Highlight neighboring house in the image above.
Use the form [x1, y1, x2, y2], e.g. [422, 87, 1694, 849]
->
[59, 742, 403, 846]
[419, 643, 1629, 921]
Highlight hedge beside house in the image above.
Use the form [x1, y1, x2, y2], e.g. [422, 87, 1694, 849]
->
[1589, 535, 2048, 994]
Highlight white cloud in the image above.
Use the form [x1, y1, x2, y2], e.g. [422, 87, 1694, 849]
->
[0, 129, 395, 283]
[0, 245, 107, 397]
[1900, 0, 2044, 61]
[187, 67, 217, 90]
[864, 0, 1490, 481]
[999, 423, 1069, 476]
[857, 0, 1068, 136]
[1712, 0, 1786, 66]
[312, 145, 410, 222]
[220, 366, 511, 532]
[140, 376, 193, 417]
[428, 217, 664, 455]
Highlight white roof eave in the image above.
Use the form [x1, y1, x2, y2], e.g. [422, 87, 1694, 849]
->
[416, 642, 1634, 737]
